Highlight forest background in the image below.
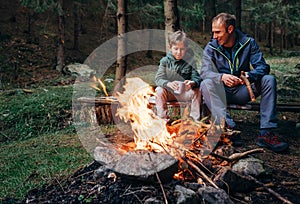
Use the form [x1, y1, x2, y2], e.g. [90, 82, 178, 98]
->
[0, 0, 300, 201]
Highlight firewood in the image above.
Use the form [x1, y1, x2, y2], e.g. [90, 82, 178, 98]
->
[186, 159, 219, 189]
[240, 71, 256, 102]
[249, 175, 293, 204]
[210, 148, 265, 162]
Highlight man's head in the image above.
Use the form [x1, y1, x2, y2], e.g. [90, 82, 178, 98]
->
[168, 30, 188, 60]
[212, 13, 236, 47]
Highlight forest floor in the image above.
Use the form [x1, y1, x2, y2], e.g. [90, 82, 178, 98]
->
[16, 110, 300, 204]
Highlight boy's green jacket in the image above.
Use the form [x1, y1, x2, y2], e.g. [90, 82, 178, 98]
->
[155, 50, 201, 89]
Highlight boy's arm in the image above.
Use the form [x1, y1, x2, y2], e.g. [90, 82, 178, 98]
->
[190, 59, 201, 88]
[155, 58, 169, 88]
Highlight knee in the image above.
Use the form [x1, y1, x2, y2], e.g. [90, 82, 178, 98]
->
[200, 79, 215, 94]
[155, 86, 167, 96]
[262, 75, 276, 87]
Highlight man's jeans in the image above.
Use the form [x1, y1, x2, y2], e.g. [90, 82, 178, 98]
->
[200, 75, 277, 129]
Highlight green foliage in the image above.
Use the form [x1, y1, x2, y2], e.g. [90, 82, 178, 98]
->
[178, 1, 205, 30]
[19, 0, 55, 13]
[0, 133, 92, 200]
[19, 0, 63, 15]
[0, 86, 74, 142]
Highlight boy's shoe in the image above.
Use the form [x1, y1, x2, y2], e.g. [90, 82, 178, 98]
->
[257, 132, 288, 152]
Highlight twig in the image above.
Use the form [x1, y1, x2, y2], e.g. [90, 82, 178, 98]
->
[228, 148, 265, 161]
[210, 148, 265, 162]
[248, 175, 294, 204]
[186, 159, 219, 189]
[148, 152, 168, 204]
[55, 177, 66, 194]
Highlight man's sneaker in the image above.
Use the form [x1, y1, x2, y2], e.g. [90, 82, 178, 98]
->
[257, 132, 288, 152]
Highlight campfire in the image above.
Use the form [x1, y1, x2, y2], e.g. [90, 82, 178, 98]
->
[82, 77, 293, 204]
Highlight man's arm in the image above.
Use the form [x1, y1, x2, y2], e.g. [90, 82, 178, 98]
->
[247, 39, 270, 83]
[200, 50, 223, 84]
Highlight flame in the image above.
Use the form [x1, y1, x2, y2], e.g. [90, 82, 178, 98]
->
[90, 76, 109, 96]
[98, 79, 108, 97]
[115, 77, 173, 151]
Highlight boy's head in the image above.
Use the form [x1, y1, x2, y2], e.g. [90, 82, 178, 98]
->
[168, 30, 188, 60]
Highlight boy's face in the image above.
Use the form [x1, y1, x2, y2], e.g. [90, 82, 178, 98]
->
[169, 41, 187, 60]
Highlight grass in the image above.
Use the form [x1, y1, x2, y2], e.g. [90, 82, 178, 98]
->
[0, 86, 74, 143]
[0, 132, 92, 200]
[0, 85, 93, 201]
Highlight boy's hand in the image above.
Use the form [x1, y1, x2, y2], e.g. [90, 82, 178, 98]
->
[184, 80, 195, 91]
[167, 81, 179, 91]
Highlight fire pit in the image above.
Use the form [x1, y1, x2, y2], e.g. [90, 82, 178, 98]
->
[72, 77, 294, 204]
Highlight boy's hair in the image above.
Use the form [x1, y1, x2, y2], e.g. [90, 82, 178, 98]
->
[213, 13, 236, 31]
[168, 30, 188, 47]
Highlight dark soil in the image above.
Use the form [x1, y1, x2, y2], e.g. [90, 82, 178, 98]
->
[2, 111, 298, 204]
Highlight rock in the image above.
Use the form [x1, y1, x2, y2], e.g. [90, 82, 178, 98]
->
[232, 157, 267, 176]
[174, 185, 199, 204]
[214, 167, 258, 193]
[144, 197, 164, 204]
[64, 63, 95, 77]
[197, 186, 234, 204]
[93, 166, 110, 179]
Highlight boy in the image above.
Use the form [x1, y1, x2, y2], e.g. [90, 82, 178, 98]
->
[155, 30, 201, 122]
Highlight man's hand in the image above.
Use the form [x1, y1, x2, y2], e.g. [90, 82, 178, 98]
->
[221, 74, 243, 87]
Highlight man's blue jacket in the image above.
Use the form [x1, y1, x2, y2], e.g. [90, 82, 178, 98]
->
[200, 29, 270, 84]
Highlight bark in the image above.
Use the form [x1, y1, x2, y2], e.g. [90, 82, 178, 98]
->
[73, 1, 79, 50]
[268, 21, 274, 55]
[164, 0, 179, 52]
[114, 0, 127, 92]
[234, 0, 242, 30]
[56, 0, 65, 72]
[204, 0, 216, 33]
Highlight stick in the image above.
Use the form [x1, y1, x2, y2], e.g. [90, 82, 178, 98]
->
[148, 152, 168, 204]
[248, 175, 293, 204]
[186, 159, 219, 189]
[240, 71, 256, 102]
[210, 148, 265, 162]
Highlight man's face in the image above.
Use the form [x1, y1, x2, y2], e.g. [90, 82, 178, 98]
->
[212, 19, 233, 47]
[170, 41, 187, 60]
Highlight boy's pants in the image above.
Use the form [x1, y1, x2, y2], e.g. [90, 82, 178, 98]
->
[155, 86, 201, 121]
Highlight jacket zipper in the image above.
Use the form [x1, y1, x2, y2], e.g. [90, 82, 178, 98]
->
[209, 38, 251, 74]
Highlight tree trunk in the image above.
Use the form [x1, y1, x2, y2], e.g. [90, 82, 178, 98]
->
[204, 0, 216, 33]
[56, 13, 65, 71]
[164, 0, 179, 52]
[234, 0, 242, 30]
[280, 24, 284, 54]
[73, 1, 79, 50]
[268, 21, 274, 55]
[114, 0, 127, 93]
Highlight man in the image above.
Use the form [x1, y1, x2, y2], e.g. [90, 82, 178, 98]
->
[200, 13, 288, 152]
